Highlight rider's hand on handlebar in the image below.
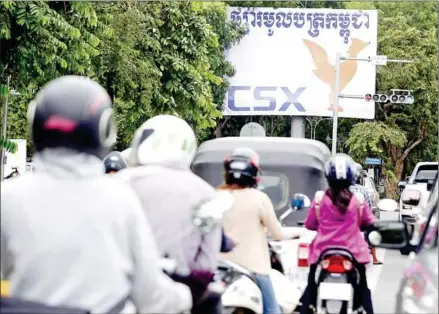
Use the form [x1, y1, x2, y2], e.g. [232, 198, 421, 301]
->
[169, 270, 215, 307]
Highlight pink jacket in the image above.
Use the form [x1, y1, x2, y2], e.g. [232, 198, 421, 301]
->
[304, 192, 376, 264]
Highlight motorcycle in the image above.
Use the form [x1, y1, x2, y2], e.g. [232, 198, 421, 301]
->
[313, 248, 363, 314]
[218, 194, 309, 314]
[218, 244, 301, 314]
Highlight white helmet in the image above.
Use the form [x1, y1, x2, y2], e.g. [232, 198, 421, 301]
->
[128, 115, 197, 168]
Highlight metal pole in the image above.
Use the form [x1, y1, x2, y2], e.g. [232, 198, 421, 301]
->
[331, 52, 341, 156]
[0, 76, 11, 180]
[305, 118, 313, 139]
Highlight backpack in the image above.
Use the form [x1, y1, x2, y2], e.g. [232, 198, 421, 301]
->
[313, 190, 365, 226]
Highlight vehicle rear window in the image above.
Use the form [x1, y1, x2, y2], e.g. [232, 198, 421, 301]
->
[192, 163, 323, 208]
[415, 170, 438, 182]
[256, 172, 290, 211]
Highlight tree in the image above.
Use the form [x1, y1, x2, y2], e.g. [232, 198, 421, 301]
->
[346, 2, 438, 196]
[1, 1, 107, 151]
[1, 1, 244, 151]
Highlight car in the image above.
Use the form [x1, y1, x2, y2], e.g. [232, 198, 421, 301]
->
[398, 174, 437, 255]
[361, 170, 380, 219]
[398, 161, 438, 193]
[410, 175, 438, 248]
[191, 137, 331, 294]
[369, 177, 438, 314]
[395, 181, 438, 313]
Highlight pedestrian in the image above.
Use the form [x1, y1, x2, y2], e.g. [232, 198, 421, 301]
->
[351, 163, 383, 265]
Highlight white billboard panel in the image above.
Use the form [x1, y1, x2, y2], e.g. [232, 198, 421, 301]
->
[224, 8, 378, 119]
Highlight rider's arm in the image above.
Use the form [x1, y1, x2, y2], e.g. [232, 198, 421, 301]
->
[260, 193, 300, 240]
[127, 197, 192, 313]
[193, 224, 222, 272]
[304, 200, 319, 231]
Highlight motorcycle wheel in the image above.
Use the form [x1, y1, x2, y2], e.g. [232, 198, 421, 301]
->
[222, 307, 256, 314]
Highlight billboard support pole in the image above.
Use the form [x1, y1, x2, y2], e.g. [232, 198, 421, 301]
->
[331, 52, 341, 155]
[290, 116, 306, 138]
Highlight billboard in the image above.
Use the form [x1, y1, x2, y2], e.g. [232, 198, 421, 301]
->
[223, 7, 378, 119]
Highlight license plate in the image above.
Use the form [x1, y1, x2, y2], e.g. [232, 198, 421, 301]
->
[318, 282, 352, 301]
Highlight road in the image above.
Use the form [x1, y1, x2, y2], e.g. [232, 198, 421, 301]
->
[368, 211, 412, 313]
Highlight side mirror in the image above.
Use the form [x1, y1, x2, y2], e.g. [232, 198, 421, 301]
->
[401, 189, 421, 206]
[367, 220, 409, 249]
[290, 193, 311, 210]
[192, 191, 234, 233]
[279, 193, 311, 223]
[397, 181, 407, 190]
[377, 198, 398, 212]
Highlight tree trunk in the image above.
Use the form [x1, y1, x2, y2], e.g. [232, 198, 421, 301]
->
[214, 123, 222, 138]
[214, 117, 229, 138]
[384, 120, 428, 197]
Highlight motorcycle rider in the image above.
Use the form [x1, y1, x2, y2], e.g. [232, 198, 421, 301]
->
[103, 151, 127, 174]
[351, 163, 383, 265]
[0, 76, 192, 313]
[300, 154, 375, 314]
[218, 147, 301, 314]
[118, 115, 222, 310]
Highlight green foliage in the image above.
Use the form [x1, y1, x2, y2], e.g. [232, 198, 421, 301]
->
[1, 1, 246, 150]
[0, 137, 17, 153]
[345, 2, 438, 182]
[346, 121, 406, 160]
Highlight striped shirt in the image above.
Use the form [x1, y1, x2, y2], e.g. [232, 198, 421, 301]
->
[349, 184, 373, 208]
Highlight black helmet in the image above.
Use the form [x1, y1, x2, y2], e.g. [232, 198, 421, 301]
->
[224, 147, 261, 187]
[103, 151, 127, 174]
[28, 75, 116, 158]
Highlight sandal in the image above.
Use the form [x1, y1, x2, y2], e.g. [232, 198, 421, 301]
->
[373, 261, 383, 265]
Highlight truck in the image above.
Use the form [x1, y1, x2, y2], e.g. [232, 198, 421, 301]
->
[397, 161, 438, 255]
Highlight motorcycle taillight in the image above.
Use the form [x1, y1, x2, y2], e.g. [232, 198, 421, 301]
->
[297, 243, 309, 267]
[321, 256, 352, 273]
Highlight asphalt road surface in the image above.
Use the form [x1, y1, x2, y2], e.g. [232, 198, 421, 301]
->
[368, 211, 412, 313]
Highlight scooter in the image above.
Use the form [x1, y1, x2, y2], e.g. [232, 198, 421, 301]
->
[218, 193, 310, 314]
[219, 244, 301, 314]
[313, 248, 364, 314]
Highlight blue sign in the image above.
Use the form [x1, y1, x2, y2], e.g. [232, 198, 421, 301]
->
[227, 86, 306, 112]
[365, 157, 382, 165]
